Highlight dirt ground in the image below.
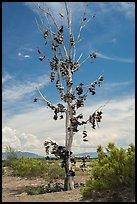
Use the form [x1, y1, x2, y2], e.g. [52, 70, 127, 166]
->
[2, 167, 89, 202]
[2, 166, 135, 202]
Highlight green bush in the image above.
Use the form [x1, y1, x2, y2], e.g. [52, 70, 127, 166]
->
[11, 158, 49, 177]
[81, 143, 135, 201]
[8, 158, 64, 180]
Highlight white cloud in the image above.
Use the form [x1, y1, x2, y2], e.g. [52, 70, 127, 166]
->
[18, 52, 22, 56]
[24, 2, 65, 22]
[117, 2, 135, 19]
[17, 52, 31, 59]
[2, 74, 50, 101]
[97, 52, 135, 63]
[24, 2, 135, 19]
[24, 2, 41, 15]
[92, 2, 135, 19]
[2, 127, 21, 151]
[103, 81, 134, 91]
[2, 127, 42, 153]
[24, 55, 30, 58]
[2, 72, 13, 84]
[17, 46, 34, 59]
[24, 2, 84, 16]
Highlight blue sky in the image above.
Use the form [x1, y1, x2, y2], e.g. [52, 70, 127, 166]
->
[2, 2, 135, 155]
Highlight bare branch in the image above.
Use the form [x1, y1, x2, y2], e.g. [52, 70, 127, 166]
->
[65, 2, 72, 34]
[35, 2, 46, 13]
[76, 3, 88, 42]
[35, 3, 59, 34]
[75, 4, 95, 46]
[73, 38, 83, 62]
[47, 9, 59, 31]
[36, 3, 56, 41]
[78, 50, 96, 67]
[44, 11, 56, 42]
[100, 99, 111, 111]
[62, 41, 69, 60]
[36, 87, 52, 105]
[47, 8, 69, 59]
[69, 11, 73, 59]
[79, 55, 91, 66]
[74, 38, 83, 46]
[65, 2, 73, 59]
[35, 17, 45, 34]
[35, 87, 63, 113]
[77, 53, 83, 62]
[73, 43, 76, 61]
[35, 4, 54, 45]
[35, 6, 66, 100]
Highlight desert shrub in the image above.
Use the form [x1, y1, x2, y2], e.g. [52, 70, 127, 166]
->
[5, 146, 18, 167]
[10, 158, 65, 179]
[11, 158, 49, 177]
[46, 164, 65, 181]
[26, 182, 64, 195]
[26, 186, 46, 195]
[80, 143, 135, 201]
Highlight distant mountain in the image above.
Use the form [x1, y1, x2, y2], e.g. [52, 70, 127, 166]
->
[74, 152, 98, 158]
[2, 151, 44, 160]
[2, 151, 98, 160]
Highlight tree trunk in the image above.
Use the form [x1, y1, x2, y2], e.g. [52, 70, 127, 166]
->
[64, 106, 75, 191]
[64, 43, 75, 190]
[64, 174, 74, 191]
[64, 157, 74, 191]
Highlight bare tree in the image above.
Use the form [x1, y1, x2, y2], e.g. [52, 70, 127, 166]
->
[34, 2, 105, 191]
